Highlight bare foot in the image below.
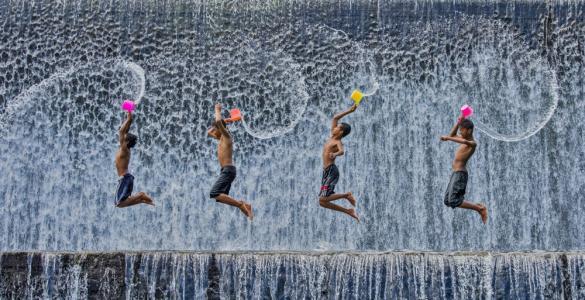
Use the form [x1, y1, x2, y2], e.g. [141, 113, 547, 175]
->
[245, 203, 253, 220]
[139, 192, 155, 206]
[478, 203, 488, 224]
[239, 201, 253, 220]
[346, 192, 356, 207]
[347, 208, 360, 222]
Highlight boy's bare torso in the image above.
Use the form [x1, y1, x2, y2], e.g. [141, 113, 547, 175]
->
[452, 140, 476, 172]
[115, 143, 130, 176]
[217, 135, 233, 167]
[322, 138, 342, 168]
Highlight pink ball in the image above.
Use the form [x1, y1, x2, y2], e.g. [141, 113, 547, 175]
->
[460, 104, 473, 118]
[121, 100, 135, 112]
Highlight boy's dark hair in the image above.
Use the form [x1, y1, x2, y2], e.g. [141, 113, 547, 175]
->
[126, 133, 138, 148]
[460, 119, 474, 130]
[340, 122, 351, 137]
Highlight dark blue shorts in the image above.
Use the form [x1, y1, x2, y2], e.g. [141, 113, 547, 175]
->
[210, 166, 236, 198]
[319, 164, 339, 198]
[115, 173, 134, 205]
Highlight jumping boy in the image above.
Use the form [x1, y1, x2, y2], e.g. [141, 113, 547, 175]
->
[440, 115, 488, 223]
[208, 103, 253, 220]
[318, 104, 359, 221]
[115, 111, 154, 207]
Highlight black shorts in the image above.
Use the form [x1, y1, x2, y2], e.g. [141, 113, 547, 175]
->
[444, 171, 468, 208]
[319, 164, 339, 198]
[115, 173, 134, 205]
[210, 166, 237, 198]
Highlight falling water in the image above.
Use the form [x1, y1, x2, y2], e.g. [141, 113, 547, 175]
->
[2, 0, 580, 252]
[1, 1, 585, 296]
[1, 251, 584, 299]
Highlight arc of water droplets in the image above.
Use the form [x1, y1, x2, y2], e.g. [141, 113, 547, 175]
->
[0, 59, 146, 133]
[141, 39, 310, 140]
[239, 61, 310, 140]
[472, 60, 560, 142]
[320, 23, 558, 143]
[125, 61, 146, 105]
[321, 24, 380, 100]
[228, 36, 311, 139]
[225, 47, 310, 140]
[317, 24, 380, 114]
[246, 50, 380, 140]
[362, 82, 380, 97]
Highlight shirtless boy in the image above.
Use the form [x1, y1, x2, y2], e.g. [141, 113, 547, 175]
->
[114, 111, 154, 207]
[440, 115, 488, 223]
[208, 103, 253, 219]
[318, 104, 359, 221]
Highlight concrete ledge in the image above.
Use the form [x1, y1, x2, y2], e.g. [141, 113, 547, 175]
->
[1, 251, 583, 299]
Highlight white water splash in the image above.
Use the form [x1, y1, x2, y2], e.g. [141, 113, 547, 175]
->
[123, 61, 146, 105]
[238, 50, 310, 140]
[454, 20, 560, 142]
[473, 69, 559, 142]
[0, 59, 146, 134]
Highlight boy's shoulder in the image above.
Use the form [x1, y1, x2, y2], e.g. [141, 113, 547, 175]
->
[329, 137, 343, 145]
[325, 136, 339, 143]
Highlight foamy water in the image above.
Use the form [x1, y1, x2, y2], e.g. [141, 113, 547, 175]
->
[0, 0, 583, 253]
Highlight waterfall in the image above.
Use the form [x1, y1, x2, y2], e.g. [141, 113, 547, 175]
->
[0, 251, 583, 299]
[0, 0, 584, 253]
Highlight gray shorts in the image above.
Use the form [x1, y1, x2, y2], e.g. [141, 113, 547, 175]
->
[444, 171, 468, 208]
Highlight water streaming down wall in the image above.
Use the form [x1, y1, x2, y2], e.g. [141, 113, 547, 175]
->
[0, 251, 584, 299]
[0, 0, 584, 252]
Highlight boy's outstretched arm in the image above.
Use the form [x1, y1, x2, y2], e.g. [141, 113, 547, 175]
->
[440, 135, 476, 147]
[331, 104, 357, 132]
[119, 112, 132, 145]
[214, 103, 231, 138]
[447, 115, 464, 137]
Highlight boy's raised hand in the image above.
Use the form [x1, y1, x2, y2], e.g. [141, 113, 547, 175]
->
[214, 103, 223, 122]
